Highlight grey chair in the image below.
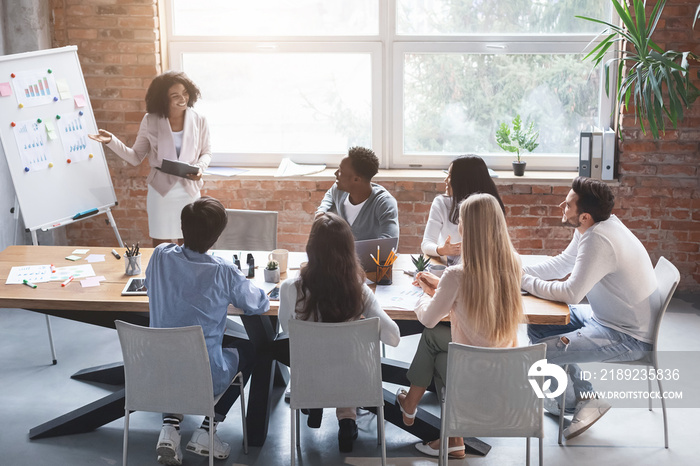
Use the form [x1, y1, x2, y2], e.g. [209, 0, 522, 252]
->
[557, 256, 680, 448]
[440, 342, 546, 466]
[115, 320, 248, 466]
[212, 209, 278, 251]
[288, 318, 386, 466]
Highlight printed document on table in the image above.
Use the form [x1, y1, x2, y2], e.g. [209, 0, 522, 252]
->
[373, 283, 424, 310]
[6, 265, 53, 284]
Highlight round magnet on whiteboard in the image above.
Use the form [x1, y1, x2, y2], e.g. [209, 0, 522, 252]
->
[89, 153, 94, 159]
[10, 73, 15, 78]
[79, 111, 84, 116]
[48, 163, 54, 168]
[18, 103, 23, 108]
[24, 167, 29, 172]
[10, 122, 16, 127]
[56, 115, 61, 119]
[66, 159, 72, 164]
[53, 96, 58, 102]
[37, 118, 42, 123]
[47, 69, 52, 73]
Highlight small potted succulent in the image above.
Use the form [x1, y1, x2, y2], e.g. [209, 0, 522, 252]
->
[411, 254, 430, 274]
[264, 260, 280, 283]
[495, 114, 539, 176]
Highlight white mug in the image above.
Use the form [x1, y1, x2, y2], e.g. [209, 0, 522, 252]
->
[268, 249, 289, 273]
[428, 264, 446, 278]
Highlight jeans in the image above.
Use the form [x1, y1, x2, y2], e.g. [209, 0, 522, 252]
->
[528, 304, 652, 399]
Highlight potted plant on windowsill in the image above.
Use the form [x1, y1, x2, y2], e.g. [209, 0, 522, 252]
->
[495, 114, 539, 176]
[577, 0, 699, 139]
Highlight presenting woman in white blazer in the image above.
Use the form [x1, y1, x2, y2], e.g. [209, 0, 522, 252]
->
[89, 71, 211, 247]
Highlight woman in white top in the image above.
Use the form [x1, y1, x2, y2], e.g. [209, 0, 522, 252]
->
[399, 193, 523, 459]
[89, 71, 211, 247]
[421, 155, 505, 265]
[279, 212, 400, 453]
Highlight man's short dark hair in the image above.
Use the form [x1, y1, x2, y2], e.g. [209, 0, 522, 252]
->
[571, 176, 615, 222]
[181, 196, 227, 253]
[347, 146, 379, 181]
[145, 71, 201, 118]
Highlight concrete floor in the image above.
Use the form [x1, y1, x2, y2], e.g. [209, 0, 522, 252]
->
[1, 295, 699, 465]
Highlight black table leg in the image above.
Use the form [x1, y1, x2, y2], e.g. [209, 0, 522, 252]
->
[29, 389, 126, 440]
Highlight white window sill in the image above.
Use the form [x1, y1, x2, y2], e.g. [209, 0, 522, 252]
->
[204, 167, 584, 185]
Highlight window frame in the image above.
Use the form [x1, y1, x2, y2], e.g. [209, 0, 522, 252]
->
[163, 0, 615, 171]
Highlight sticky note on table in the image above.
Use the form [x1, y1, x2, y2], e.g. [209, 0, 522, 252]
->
[74, 94, 86, 108]
[72, 248, 90, 254]
[56, 78, 71, 99]
[0, 82, 11, 97]
[65, 255, 82, 261]
[85, 254, 105, 263]
[81, 277, 101, 287]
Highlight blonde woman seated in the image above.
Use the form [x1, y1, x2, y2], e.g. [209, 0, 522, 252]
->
[397, 193, 523, 459]
[421, 155, 505, 265]
[279, 212, 400, 453]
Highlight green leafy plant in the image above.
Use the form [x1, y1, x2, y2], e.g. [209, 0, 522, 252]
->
[495, 114, 539, 163]
[266, 260, 279, 270]
[411, 254, 430, 272]
[577, 0, 699, 139]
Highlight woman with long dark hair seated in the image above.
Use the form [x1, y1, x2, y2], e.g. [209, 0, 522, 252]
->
[421, 155, 505, 265]
[279, 212, 400, 453]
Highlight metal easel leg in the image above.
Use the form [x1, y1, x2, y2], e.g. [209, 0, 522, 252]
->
[105, 208, 124, 247]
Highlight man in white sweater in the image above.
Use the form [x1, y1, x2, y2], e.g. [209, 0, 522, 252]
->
[522, 177, 656, 440]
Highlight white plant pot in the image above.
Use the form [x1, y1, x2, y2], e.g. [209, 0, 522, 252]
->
[264, 268, 280, 283]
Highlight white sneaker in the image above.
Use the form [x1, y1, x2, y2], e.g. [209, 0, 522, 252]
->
[186, 428, 231, 459]
[564, 399, 611, 440]
[156, 426, 182, 466]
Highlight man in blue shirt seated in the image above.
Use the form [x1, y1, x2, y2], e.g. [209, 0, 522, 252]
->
[316, 146, 399, 240]
[145, 196, 270, 466]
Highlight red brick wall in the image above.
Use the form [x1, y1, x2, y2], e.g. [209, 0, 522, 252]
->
[50, 0, 700, 292]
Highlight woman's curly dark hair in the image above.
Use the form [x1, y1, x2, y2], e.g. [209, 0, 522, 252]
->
[145, 71, 201, 118]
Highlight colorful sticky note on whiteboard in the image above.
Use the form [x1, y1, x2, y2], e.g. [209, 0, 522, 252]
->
[45, 121, 57, 140]
[74, 94, 86, 108]
[0, 82, 11, 96]
[56, 78, 71, 99]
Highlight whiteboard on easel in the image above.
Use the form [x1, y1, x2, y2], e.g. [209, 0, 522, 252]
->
[0, 46, 117, 232]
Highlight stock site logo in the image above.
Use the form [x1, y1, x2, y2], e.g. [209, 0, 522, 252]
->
[528, 359, 568, 399]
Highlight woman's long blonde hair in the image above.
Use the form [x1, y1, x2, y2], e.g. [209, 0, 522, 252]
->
[458, 193, 523, 346]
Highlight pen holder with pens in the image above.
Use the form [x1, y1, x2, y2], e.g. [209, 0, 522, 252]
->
[375, 262, 393, 285]
[125, 254, 142, 276]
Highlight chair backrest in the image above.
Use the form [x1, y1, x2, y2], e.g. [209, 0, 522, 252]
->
[288, 318, 383, 410]
[115, 320, 215, 416]
[443, 343, 546, 439]
[649, 256, 681, 347]
[212, 209, 278, 251]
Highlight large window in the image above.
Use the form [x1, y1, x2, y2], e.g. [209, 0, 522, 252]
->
[165, 0, 613, 170]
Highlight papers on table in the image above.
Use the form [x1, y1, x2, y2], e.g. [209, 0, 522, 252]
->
[275, 158, 325, 177]
[5, 264, 96, 284]
[51, 264, 96, 281]
[373, 282, 424, 310]
[6, 265, 53, 284]
[85, 254, 105, 263]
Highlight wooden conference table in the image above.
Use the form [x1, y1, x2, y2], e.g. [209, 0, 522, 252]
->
[0, 245, 568, 452]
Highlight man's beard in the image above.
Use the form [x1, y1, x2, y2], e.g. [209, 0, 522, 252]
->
[562, 216, 581, 228]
